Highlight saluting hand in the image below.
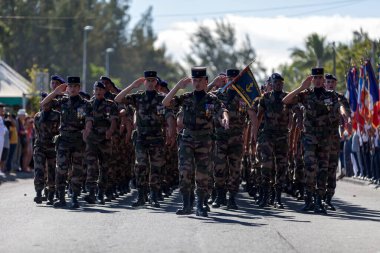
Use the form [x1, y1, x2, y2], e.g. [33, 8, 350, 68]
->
[54, 83, 68, 96]
[300, 76, 312, 91]
[131, 77, 145, 89]
[176, 77, 192, 89]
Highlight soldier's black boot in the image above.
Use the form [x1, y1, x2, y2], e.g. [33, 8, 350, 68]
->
[34, 190, 42, 204]
[176, 192, 191, 215]
[324, 194, 336, 211]
[227, 192, 238, 210]
[46, 191, 55, 205]
[203, 194, 211, 212]
[314, 194, 327, 214]
[157, 189, 164, 201]
[212, 188, 224, 208]
[196, 192, 208, 217]
[70, 192, 80, 209]
[208, 188, 216, 204]
[41, 188, 48, 201]
[105, 188, 113, 202]
[256, 187, 264, 205]
[268, 187, 275, 206]
[150, 190, 160, 208]
[300, 191, 313, 212]
[131, 188, 145, 207]
[84, 188, 96, 204]
[258, 187, 269, 208]
[274, 189, 284, 209]
[53, 188, 66, 208]
[221, 188, 227, 206]
[97, 189, 105, 205]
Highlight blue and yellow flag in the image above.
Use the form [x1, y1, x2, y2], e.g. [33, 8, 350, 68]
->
[221, 62, 261, 107]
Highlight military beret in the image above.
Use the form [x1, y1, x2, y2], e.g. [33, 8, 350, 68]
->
[226, 69, 240, 78]
[93, 81, 106, 89]
[40, 92, 48, 99]
[100, 76, 111, 82]
[325, 73, 337, 81]
[311, 67, 324, 76]
[67, 76, 81, 84]
[159, 79, 168, 88]
[271, 73, 284, 81]
[144, 70, 157, 79]
[191, 67, 207, 78]
[51, 75, 66, 84]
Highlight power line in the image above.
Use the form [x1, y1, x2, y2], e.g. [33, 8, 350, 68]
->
[0, 16, 94, 20]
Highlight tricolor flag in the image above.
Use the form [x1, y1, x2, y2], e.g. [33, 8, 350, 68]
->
[364, 60, 380, 127]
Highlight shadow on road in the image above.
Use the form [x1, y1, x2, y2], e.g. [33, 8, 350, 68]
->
[0, 171, 34, 185]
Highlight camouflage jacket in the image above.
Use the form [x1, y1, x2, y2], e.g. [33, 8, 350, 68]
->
[296, 88, 340, 137]
[173, 90, 227, 132]
[34, 109, 60, 147]
[329, 91, 351, 130]
[258, 91, 291, 135]
[121, 90, 170, 137]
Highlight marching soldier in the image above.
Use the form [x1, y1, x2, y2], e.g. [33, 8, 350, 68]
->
[324, 73, 351, 210]
[283, 68, 349, 214]
[41, 76, 91, 209]
[162, 67, 229, 217]
[115, 70, 174, 208]
[33, 92, 60, 205]
[255, 73, 290, 209]
[83, 81, 118, 205]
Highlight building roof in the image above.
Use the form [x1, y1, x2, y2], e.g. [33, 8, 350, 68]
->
[0, 60, 31, 98]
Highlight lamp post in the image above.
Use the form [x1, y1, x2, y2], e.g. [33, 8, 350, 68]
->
[105, 47, 114, 77]
[82, 25, 93, 92]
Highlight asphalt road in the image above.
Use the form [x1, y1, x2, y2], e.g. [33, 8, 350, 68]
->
[0, 176, 379, 253]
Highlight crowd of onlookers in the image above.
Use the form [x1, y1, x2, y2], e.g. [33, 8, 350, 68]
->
[0, 104, 35, 178]
[341, 125, 380, 184]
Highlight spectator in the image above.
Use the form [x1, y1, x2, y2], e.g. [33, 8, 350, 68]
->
[0, 103, 5, 178]
[21, 116, 34, 172]
[12, 109, 27, 172]
[1, 119, 10, 174]
[6, 114, 18, 173]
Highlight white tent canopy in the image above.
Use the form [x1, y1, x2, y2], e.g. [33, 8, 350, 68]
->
[0, 60, 32, 106]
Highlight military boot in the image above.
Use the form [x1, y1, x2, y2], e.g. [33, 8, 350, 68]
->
[41, 188, 48, 201]
[70, 192, 80, 209]
[46, 191, 55, 205]
[97, 189, 105, 205]
[314, 194, 327, 214]
[300, 191, 314, 212]
[131, 188, 145, 207]
[157, 189, 164, 201]
[53, 188, 66, 208]
[268, 187, 275, 206]
[176, 192, 192, 215]
[324, 194, 336, 211]
[83, 188, 96, 204]
[196, 192, 208, 217]
[105, 188, 113, 202]
[258, 187, 269, 208]
[227, 192, 238, 210]
[203, 194, 211, 212]
[212, 188, 224, 208]
[150, 190, 160, 208]
[221, 188, 227, 206]
[34, 190, 43, 204]
[208, 188, 216, 204]
[274, 189, 284, 209]
[256, 187, 264, 205]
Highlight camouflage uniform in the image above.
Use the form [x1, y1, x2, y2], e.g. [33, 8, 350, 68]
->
[53, 95, 91, 207]
[174, 90, 226, 212]
[121, 90, 169, 206]
[295, 87, 340, 212]
[33, 109, 60, 203]
[84, 97, 118, 202]
[212, 89, 247, 208]
[326, 92, 351, 205]
[257, 90, 290, 207]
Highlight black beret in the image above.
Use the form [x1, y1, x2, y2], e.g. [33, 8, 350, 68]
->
[271, 73, 284, 81]
[226, 69, 240, 78]
[144, 70, 157, 79]
[191, 67, 207, 78]
[67, 76, 81, 84]
[159, 79, 168, 88]
[100, 76, 111, 82]
[93, 81, 106, 89]
[325, 73, 337, 81]
[311, 67, 324, 76]
[51, 75, 66, 84]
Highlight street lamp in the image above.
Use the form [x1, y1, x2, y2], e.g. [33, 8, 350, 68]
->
[82, 25, 94, 92]
[105, 47, 114, 77]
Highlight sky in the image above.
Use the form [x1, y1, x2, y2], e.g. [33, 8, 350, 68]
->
[128, 0, 380, 72]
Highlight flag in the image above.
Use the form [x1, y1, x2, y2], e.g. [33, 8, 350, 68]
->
[358, 65, 369, 128]
[364, 60, 380, 127]
[220, 62, 261, 107]
[346, 67, 360, 130]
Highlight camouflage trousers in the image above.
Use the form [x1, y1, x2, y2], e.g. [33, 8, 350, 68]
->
[163, 143, 179, 188]
[85, 139, 112, 191]
[258, 134, 288, 190]
[303, 134, 330, 195]
[213, 133, 243, 193]
[178, 134, 212, 195]
[107, 134, 122, 191]
[33, 145, 56, 192]
[119, 141, 134, 186]
[293, 135, 304, 185]
[326, 133, 340, 196]
[134, 138, 165, 191]
[56, 143, 85, 194]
